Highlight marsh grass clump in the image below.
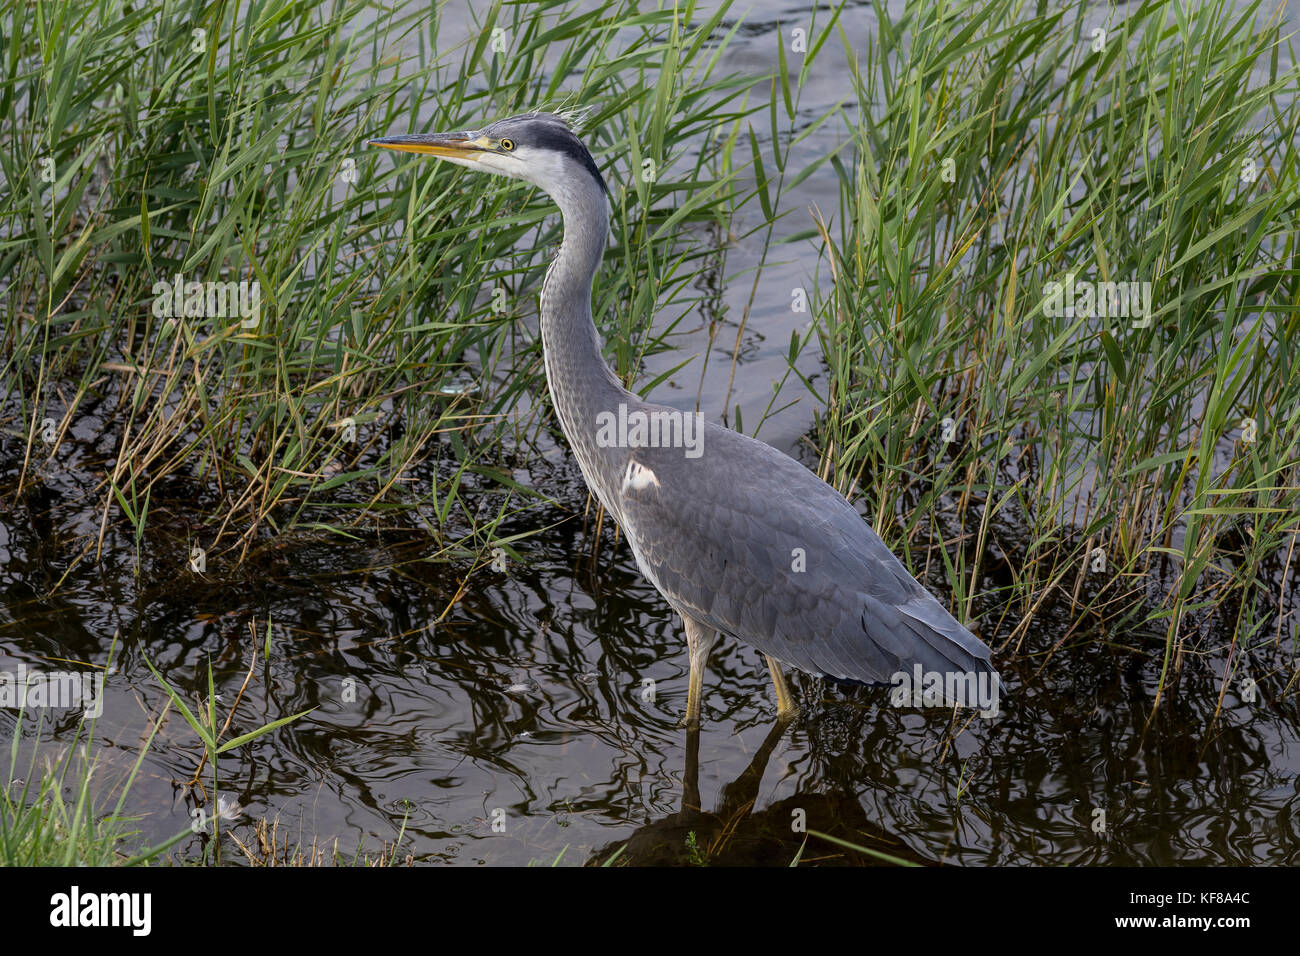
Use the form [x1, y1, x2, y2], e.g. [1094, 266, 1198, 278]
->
[811, 0, 1300, 698]
[1, 640, 188, 865]
[0, 0, 798, 571]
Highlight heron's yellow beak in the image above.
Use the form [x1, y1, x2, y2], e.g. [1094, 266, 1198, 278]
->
[367, 131, 491, 159]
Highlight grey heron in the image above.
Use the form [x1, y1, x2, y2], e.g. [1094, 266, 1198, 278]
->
[371, 112, 999, 726]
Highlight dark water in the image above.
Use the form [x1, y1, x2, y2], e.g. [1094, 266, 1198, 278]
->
[3, 0, 1300, 865]
[2, 423, 1298, 866]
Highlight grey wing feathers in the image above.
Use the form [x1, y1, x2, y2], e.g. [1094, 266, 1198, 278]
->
[614, 420, 996, 687]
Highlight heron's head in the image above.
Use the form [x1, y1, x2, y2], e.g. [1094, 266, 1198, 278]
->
[369, 111, 608, 203]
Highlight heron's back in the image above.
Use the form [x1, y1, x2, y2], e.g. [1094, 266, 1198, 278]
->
[604, 412, 996, 687]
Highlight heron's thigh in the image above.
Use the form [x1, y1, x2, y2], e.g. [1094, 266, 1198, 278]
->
[682, 614, 717, 659]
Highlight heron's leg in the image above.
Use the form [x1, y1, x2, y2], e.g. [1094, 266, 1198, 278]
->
[678, 615, 717, 728]
[765, 655, 798, 721]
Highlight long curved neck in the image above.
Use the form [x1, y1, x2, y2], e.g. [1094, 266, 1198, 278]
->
[539, 174, 631, 509]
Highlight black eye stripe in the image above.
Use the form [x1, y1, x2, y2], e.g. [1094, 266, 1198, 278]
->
[488, 122, 609, 196]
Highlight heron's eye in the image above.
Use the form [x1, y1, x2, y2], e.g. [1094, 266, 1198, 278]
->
[500, 138, 515, 151]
